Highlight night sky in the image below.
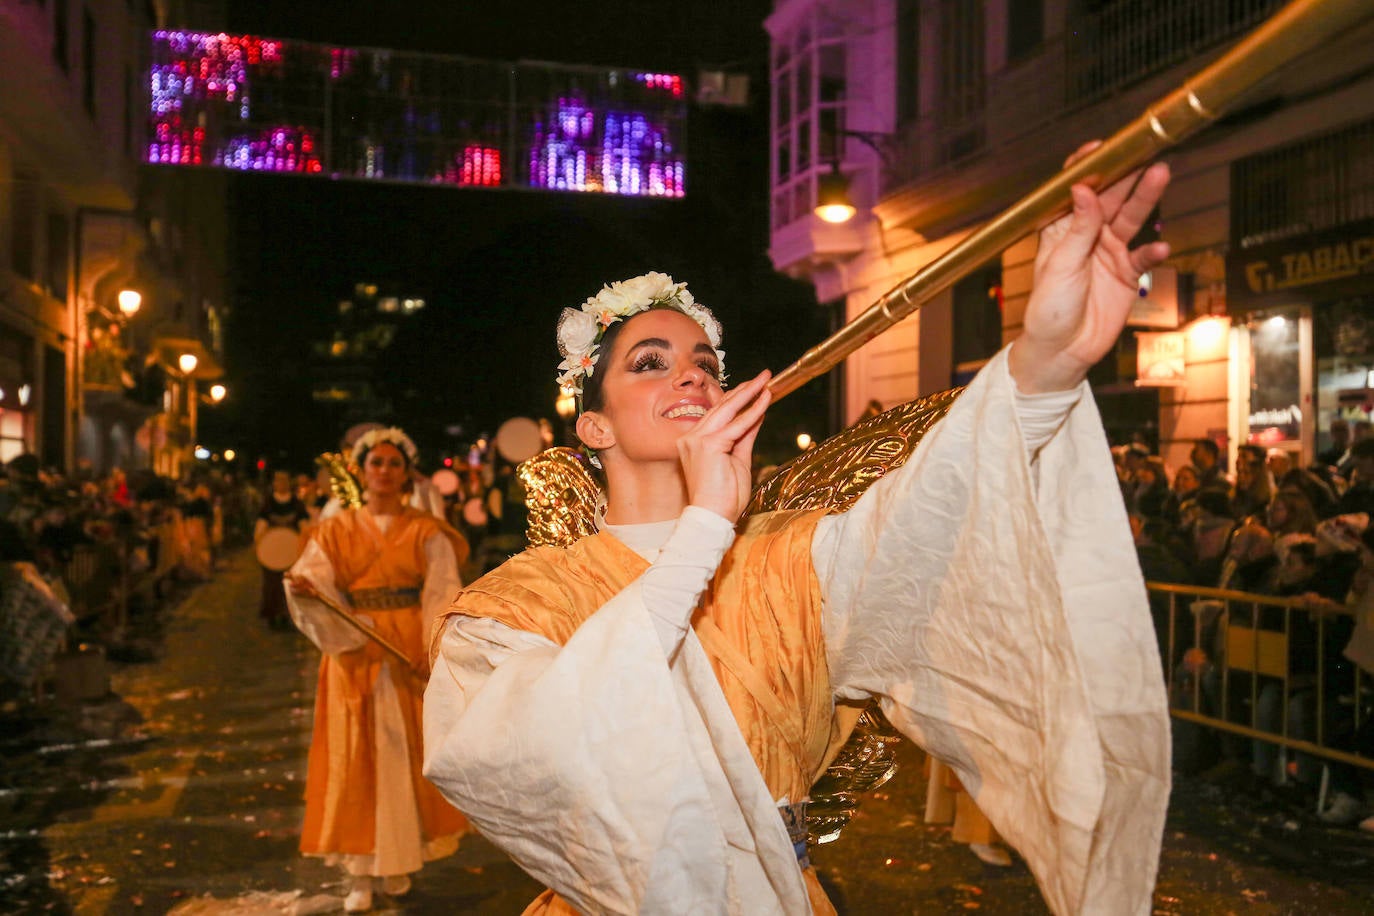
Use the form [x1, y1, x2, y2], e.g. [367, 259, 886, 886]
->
[201, 0, 831, 471]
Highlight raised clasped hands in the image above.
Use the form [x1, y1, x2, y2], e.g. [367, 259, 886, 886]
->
[1009, 141, 1173, 393]
[678, 369, 773, 523]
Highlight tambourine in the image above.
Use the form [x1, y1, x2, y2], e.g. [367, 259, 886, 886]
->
[461, 496, 489, 527]
[431, 467, 461, 496]
[256, 527, 302, 571]
[494, 417, 544, 464]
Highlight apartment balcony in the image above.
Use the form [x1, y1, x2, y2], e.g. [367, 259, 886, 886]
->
[876, 0, 1283, 237]
[767, 199, 868, 281]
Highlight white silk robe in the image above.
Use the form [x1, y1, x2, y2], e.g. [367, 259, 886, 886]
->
[424, 347, 1170, 914]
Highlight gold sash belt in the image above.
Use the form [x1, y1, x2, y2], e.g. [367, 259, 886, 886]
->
[347, 587, 421, 610]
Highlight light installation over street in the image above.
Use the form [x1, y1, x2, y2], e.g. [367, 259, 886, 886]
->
[147, 31, 686, 197]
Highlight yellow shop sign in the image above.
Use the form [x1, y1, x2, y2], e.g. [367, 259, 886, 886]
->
[1239, 233, 1374, 296]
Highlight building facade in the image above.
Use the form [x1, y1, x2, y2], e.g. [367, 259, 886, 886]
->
[308, 283, 427, 428]
[766, 0, 1374, 474]
[0, 0, 227, 477]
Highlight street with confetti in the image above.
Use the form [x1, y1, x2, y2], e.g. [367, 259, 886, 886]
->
[3, 549, 1373, 915]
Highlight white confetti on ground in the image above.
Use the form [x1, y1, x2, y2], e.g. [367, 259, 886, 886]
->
[167, 889, 341, 914]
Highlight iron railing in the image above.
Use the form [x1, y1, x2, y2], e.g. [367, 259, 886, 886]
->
[1148, 581, 1373, 773]
[885, 0, 1284, 192]
[1232, 118, 1374, 249]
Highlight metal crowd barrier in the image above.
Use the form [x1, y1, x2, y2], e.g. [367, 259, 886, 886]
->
[59, 524, 182, 632]
[1147, 581, 1373, 772]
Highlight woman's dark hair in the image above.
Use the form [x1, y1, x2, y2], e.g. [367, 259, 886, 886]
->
[1192, 438, 1220, 460]
[1269, 486, 1318, 535]
[579, 317, 631, 414]
[1193, 486, 1233, 519]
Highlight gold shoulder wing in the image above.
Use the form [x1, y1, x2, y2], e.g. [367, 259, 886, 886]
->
[747, 387, 961, 515]
[316, 451, 363, 510]
[517, 447, 601, 549]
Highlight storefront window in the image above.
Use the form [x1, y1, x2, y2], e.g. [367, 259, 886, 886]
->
[0, 411, 25, 463]
[1315, 295, 1374, 456]
[1246, 309, 1303, 445]
[0, 325, 36, 460]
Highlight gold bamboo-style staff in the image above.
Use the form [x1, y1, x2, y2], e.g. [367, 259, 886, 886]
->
[767, 0, 1374, 401]
[306, 589, 426, 681]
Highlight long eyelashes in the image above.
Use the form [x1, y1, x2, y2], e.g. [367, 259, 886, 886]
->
[631, 353, 668, 372]
[629, 352, 720, 380]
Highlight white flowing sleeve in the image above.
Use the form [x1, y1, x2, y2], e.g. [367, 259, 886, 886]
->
[420, 531, 463, 642]
[423, 562, 810, 914]
[639, 507, 737, 652]
[284, 539, 369, 655]
[811, 345, 1169, 916]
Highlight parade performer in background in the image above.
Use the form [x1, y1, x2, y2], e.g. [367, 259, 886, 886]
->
[318, 423, 446, 522]
[178, 482, 214, 580]
[424, 150, 1174, 915]
[254, 469, 308, 631]
[285, 427, 469, 913]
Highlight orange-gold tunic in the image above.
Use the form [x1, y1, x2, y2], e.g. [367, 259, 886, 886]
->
[291, 507, 470, 875]
[433, 508, 837, 914]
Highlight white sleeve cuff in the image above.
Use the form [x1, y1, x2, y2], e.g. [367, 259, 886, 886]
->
[641, 507, 737, 654]
[1006, 354, 1084, 456]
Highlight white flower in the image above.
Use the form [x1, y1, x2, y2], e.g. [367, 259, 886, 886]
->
[681, 303, 722, 348]
[618, 271, 676, 305]
[589, 284, 639, 317]
[715, 349, 728, 383]
[557, 308, 599, 356]
[350, 426, 418, 465]
[555, 272, 724, 394]
[556, 351, 599, 388]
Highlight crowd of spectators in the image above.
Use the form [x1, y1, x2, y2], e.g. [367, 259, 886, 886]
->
[0, 458, 261, 693]
[1119, 422, 1374, 831]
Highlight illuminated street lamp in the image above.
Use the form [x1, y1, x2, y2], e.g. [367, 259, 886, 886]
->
[177, 353, 199, 479]
[117, 289, 142, 317]
[208, 383, 227, 403]
[814, 163, 857, 224]
[555, 385, 577, 420]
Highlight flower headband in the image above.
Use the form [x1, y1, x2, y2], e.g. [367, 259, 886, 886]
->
[555, 271, 725, 395]
[350, 426, 418, 466]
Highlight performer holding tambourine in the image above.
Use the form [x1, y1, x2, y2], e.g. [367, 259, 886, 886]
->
[254, 469, 309, 631]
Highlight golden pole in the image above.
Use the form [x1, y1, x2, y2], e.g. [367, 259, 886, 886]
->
[768, 0, 1374, 400]
[309, 591, 426, 681]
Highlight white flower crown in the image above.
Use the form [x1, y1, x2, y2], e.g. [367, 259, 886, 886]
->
[555, 271, 726, 395]
[350, 426, 418, 466]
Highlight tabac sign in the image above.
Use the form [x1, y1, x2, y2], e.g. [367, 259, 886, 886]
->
[1228, 219, 1374, 310]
